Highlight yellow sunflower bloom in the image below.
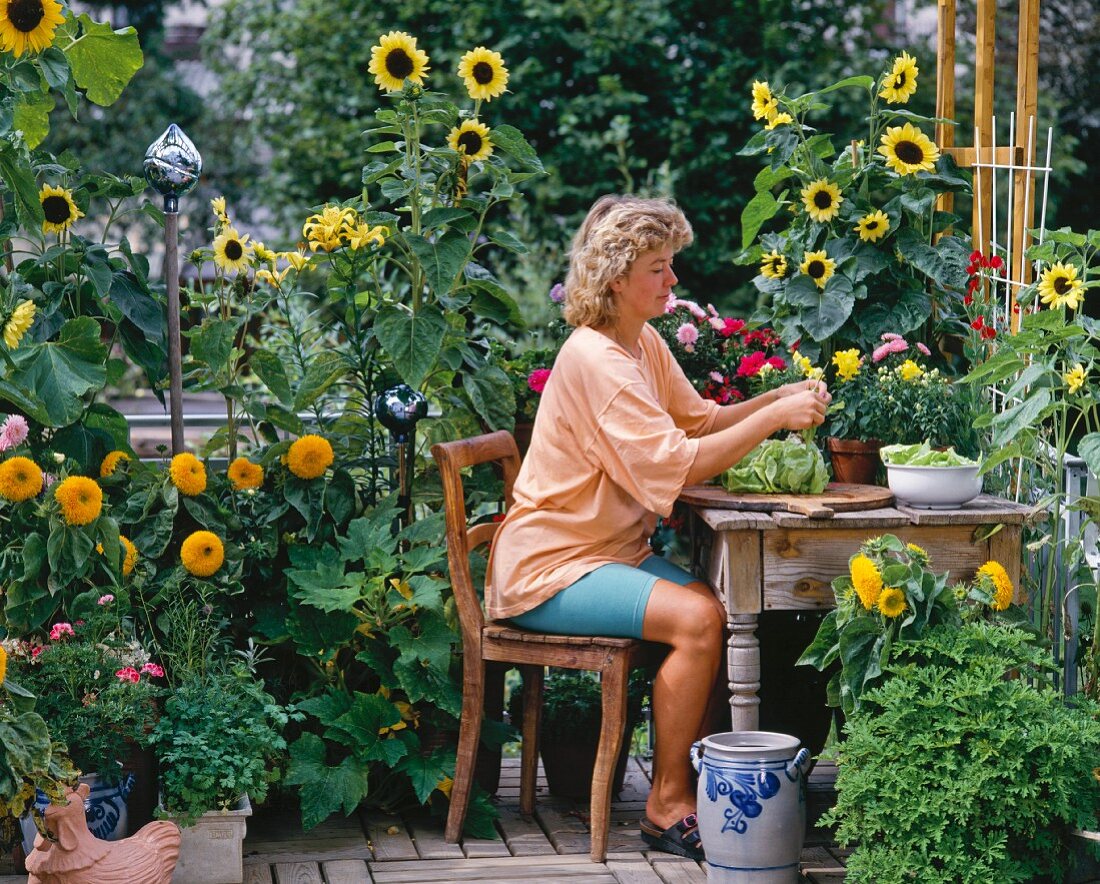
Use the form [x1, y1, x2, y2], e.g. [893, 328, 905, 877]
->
[765, 112, 793, 130]
[39, 184, 83, 234]
[800, 250, 835, 290]
[801, 179, 843, 223]
[878, 123, 940, 176]
[448, 120, 493, 164]
[368, 31, 430, 93]
[832, 348, 862, 382]
[760, 250, 788, 280]
[346, 222, 388, 251]
[3, 299, 36, 349]
[877, 586, 907, 618]
[228, 457, 264, 491]
[879, 51, 919, 104]
[1064, 364, 1086, 395]
[855, 210, 890, 243]
[212, 226, 253, 274]
[180, 530, 225, 578]
[458, 46, 509, 101]
[977, 560, 1013, 611]
[0, 456, 43, 502]
[850, 554, 883, 610]
[0, 0, 65, 57]
[905, 543, 928, 562]
[898, 359, 924, 381]
[1038, 262, 1085, 311]
[751, 80, 778, 121]
[99, 450, 130, 478]
[54, 475, 103, 526]
[210, 196, 229, 225]
[120, 534, 138, 577]
[169, 452, 207, 496]
[287, 434, 334, 480]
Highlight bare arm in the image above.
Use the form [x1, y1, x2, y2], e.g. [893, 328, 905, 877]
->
[708, 379, 828, 434]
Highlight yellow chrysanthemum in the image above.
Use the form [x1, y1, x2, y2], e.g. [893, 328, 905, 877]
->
[228, 457, 264, 491]
[1064, 363, 1086, 395]
[448, 120, 493, 164]
[302, 205, 357, 253]
[850, 554, 883, 610]
[1038, 262, 1085, 311]
[898, 359, 924, 381]
[3, 299, 35, 350]
[282, 250, 310, 272]
[800, 250, 835, 290]
[878, 123, 940, 176]
[855, 210, 890, 243]
[832, 348, 862, 382]
[458, 46, 509, 101]
[879, 51, 919, 104]
[877, 586, 907, 618]
[751, 80, 778, 121]
[0, 643, 6, 685]
[99, 450, 130, 478]
[346, 222, 388, 251]
[169, 452, 207, 497]
[0, 456, 43, 502]
[39, 184, 83, 234]
[120, 534, 137, 577]
[211, 196, 228, 224]
[801, 179, 843, 223]
[760, 250, 788, 280]
[287, 434, 334, 480]
[54, 475, 103, 526]
[180, 530, 225, 578]
[368, 31, 430, 93]
[977, 560, 1013, 611]
[0, 0, 65, 57]
[765, 112, 793, 130]
[212, 226, 253, 275]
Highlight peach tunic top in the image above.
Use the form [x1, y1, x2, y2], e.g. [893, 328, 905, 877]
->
[486, 323, 720, 619]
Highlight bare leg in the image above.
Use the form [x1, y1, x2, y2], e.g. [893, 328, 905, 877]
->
[641, 578, 725, 830]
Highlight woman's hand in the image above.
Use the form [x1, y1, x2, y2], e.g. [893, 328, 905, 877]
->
[773, 378, 831, 401]
[770, 386, 831, 431]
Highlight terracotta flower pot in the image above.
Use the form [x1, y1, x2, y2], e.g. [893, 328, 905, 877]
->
[826, 437, 883, 486]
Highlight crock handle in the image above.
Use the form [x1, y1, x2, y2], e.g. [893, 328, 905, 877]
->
[785, 747, 811, 781]
[690, 740, 703, 774]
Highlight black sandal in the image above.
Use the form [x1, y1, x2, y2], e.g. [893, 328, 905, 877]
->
[639, 813, 705, 861]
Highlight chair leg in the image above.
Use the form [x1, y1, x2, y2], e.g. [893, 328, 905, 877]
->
[445, 654, 486, 844]
[519, 664, 544, 815]
[590, 655, 629, 863]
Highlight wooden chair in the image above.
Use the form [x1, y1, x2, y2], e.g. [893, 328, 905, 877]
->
[432, 430, 660, 862]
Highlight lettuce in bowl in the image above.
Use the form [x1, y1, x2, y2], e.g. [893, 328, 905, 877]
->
[880, 442, 979, 467]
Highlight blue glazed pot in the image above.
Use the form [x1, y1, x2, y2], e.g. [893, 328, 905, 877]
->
[21, 771, 136, 854]
[690, 731, 811, 884]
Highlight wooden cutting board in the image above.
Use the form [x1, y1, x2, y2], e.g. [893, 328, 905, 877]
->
[679, 482, 895, 519]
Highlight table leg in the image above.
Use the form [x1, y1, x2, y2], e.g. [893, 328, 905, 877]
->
[728, 613, 760, 731]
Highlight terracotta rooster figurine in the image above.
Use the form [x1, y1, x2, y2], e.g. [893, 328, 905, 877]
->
[25, 782, 181, 884]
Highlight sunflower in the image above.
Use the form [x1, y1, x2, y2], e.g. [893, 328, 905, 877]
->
[759, 250, 788, 280]
[855, 210, 890, 243]
[877, 586, 907, 618]
[211, 196, 229, 225]
[879, 51, 919, 104]
[1037, 262, 1085, 311]
[1065, 363, 1086, 395]
[212, 226, 253, 274]
[905, 542, 928, 563]
[977, 560, 1013, 611]
[878, 123, 940, 176]
[39, 184, 83, 234]
[99, 450, 130, 478]
[800, 179, 843, 223]
[368, 31, 430, 93]
[850, 554, 883, 610]
[765, 112, 793, 131]
[0, 455, 43, 502]
[800, 250, 835, 290]
[0, 0, 64, 57]
[458, 47, 509, 101]
[228, 457, 264, 491]
[169, 452, 207, 496]
[448, 120, 493, 164]
[750, 80, 778, 121]
[897, 359, 923, 381]
[180, 530, 225, 578]
[832, 348, 861, 382]
[54, 475, 103, 526]
[287, 434, 334, 480]
[2, 299, 35, 349]
[120, 534, 138, 577]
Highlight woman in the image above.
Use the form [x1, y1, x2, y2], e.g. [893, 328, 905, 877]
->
[486, 195, 830, 860]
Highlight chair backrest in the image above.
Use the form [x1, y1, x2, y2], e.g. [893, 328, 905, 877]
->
[431, 431, 522, 648]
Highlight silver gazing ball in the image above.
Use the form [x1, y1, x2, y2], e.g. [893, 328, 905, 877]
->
[143, 124, 202, 212]
[374, 385, 429, 442]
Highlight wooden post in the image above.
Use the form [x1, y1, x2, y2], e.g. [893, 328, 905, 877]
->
[973, 0, 996, 260]
[1011, 0, 1041, 330]
[935, 0, 957, 219]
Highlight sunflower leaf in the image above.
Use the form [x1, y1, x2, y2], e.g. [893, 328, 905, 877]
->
[797, 75, 875, 99]
[881, 108, 958, 126]
[63, 15, 143, 107]
[374, 304, 447, 389]
[489, 124, 544, 173]
[12, 91, 55, 150]
[741, 190, 779, 250]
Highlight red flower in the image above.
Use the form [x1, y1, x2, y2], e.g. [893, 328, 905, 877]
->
[989, 255, 1004, 270]
[719, 318, 746, 338]
[115, 667, 141, 684]
[970, 317, 985, 330]
[737, 351, 767, 377]
[966, 262, 980, 276]
[766, 356, 787, 370]
[963, 294, 974, 306]
[526, 368, 551, 394]
[967, 277, 981, 294]
[140, 663, 165, 678]
[969, 249, 983, 264]
[980, 325, 996, 340]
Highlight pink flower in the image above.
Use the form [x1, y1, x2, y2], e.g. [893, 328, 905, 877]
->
[0, 415, 29, 451]
[527, 369, 551, 394]
[720, 318, 746, 339]
[737, 351, 767, 377]
[670, 299, 707, 320]
[140, 663, 165, 678]
[706, 303, 720, 318]
[30, 645, 44, 659]
[49, 622, 74, 641]
[115, 667, 141, 684]
[871, 338, 909, 363]
[708, 316, 726, 333]
[97, 594, 115, 606]
[880, 332, 902, 342]
[675, 323, 699, 347]
[915, 342, 931, 356]
[709, 371, 725, 383]
[766, 356, 787, 371]
[549, 283, 565, 304]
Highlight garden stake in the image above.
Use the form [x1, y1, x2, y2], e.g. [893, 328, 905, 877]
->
[143, 124, 202, 455]
[374, 384, 428, 531]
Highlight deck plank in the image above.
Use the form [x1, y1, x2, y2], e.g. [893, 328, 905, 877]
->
[404, 812, 465, 860]
[361, 811, 418, 861]
[273, 861, 324, 884]
[495, 806, 558, 856]
[244, 865, 275, 883]
[369, 854, 614, 882]
[644, 853, 706, 884]
[244, 813, 371, 864]
[322, 859, 372, 883]
[605, 856, 665, 883]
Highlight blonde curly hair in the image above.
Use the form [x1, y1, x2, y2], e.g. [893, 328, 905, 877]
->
[563, 195, 693, 328]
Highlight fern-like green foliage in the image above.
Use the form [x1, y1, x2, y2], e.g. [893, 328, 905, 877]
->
[826, 621, 1100, 882]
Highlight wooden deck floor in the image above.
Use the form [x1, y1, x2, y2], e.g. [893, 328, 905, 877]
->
[1, 757, 848, 883]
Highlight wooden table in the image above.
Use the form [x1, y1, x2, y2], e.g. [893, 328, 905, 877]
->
[684, 494, 1038, 730]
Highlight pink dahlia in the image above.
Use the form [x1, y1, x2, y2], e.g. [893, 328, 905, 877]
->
[737, 351, 767, 377]
[676, 323, 699, 347]
[0, 415, 29, 451]
[527, 369, 552, 394]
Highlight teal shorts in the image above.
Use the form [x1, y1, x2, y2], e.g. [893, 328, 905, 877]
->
[509, 556, 697, 640]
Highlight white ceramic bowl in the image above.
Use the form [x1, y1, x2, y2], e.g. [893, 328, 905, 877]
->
[885, 463, 983, 509]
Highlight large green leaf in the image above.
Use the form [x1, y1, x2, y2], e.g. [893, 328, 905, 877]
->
[286, 604, 358, 663]
[406, 231, 470, 299]
[286, 560, 364, 613]
[374, 304, 447, 388]
[0, 142, 44, 229]
[12, 91, 55, 149]
[488, 124, 544, 172]
[63, 15, 143, 106]
[1078, 433, 1100, 480]
[339, 497, 401, 563]
[785, 274, 854, 341]
[187, 317, 241, 379]
[293, 350, 346, 411]
[741, 190, 779, 250]
[285, 733, 371, 830]
[6, 317, 106, 426]
[0, 711, 52, 775]
[465, 364, 516, 431]
[251, 350, 292, 405]
[991, 390, 1051, 446]
[109, 270, 163, 343]
[326, 692, 407, 764]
